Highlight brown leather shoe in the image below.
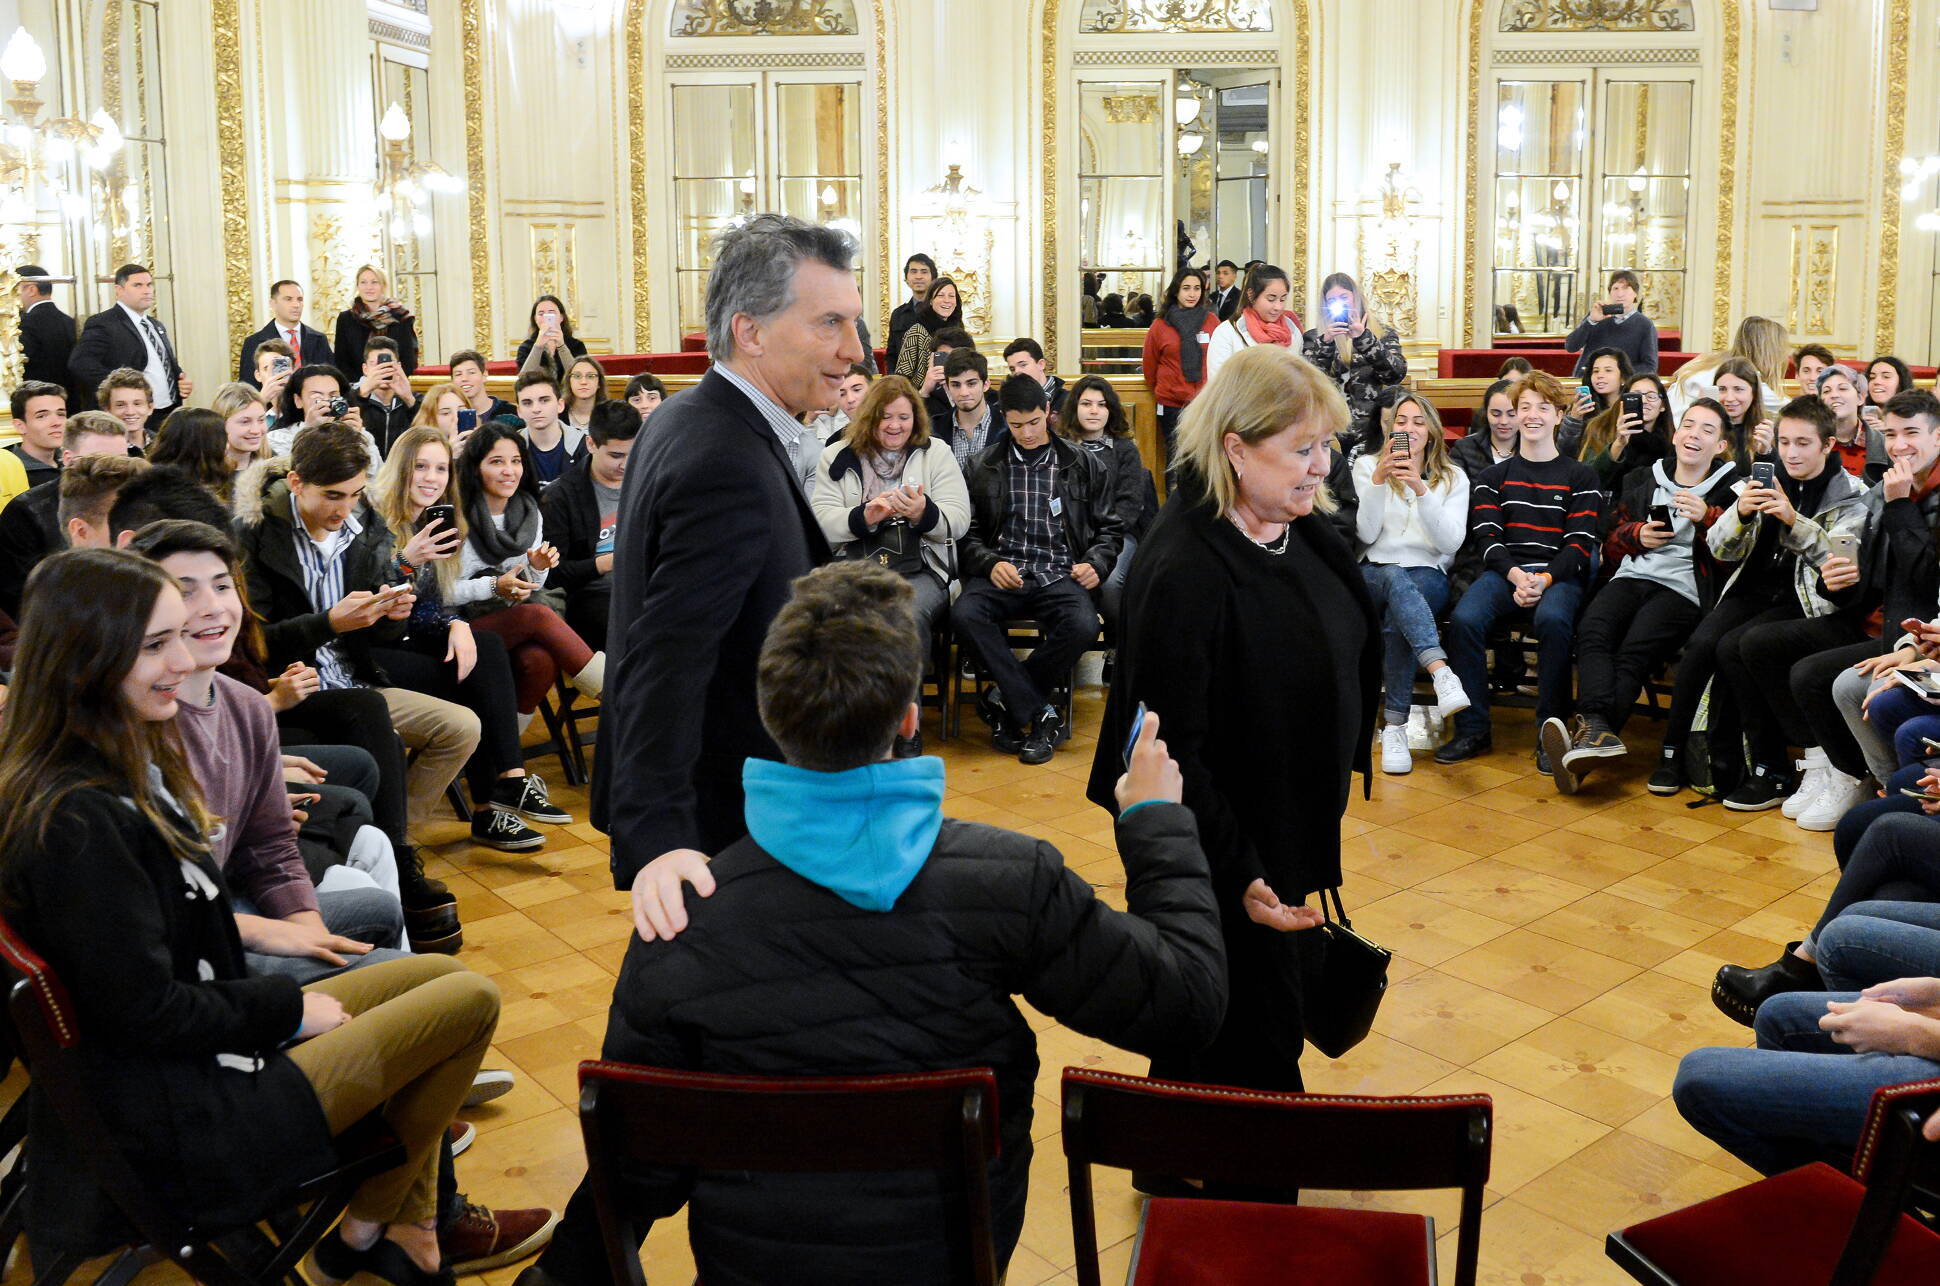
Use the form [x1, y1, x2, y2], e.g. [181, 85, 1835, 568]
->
[441, 1201, 560, 1274]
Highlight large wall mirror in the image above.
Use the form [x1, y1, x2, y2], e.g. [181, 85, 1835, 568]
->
[1078, 68, 1276, 331]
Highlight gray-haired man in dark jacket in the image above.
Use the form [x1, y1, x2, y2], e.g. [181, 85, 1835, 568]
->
[521, 562, 1230, 1286]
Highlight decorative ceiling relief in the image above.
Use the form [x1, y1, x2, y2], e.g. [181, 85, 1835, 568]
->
[670, 0, 859, 37]
[1500, 0, 1694, 32]
[1078, 0, 1273, 35]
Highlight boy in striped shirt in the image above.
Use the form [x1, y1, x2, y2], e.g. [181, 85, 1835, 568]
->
[1437, 371, 1603, 768]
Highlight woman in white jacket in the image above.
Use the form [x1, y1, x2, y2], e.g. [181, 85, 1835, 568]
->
[1205, 263, 1301, 384]
[810, 374, 972, 643]
[1352, 392, 1473, 773]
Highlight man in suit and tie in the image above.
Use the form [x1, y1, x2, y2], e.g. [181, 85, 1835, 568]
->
[68, 263, 191, 426]
[15, 264, 75, 395]
[524, 211, 866, 1286]
[237, 279, 332, 384]
[1209, 259, 1243, 320]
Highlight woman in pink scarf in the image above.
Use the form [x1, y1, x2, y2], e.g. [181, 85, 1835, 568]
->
[1206, 263, 1302, 384]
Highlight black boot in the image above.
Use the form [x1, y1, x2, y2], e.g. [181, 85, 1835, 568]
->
[398, 844, 463, 954]
[1712, 943, 1818, 1027]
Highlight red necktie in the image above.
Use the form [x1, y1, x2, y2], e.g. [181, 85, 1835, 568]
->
[286, 328, 297, 351]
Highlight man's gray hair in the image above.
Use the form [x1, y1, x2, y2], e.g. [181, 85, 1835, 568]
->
[704, 213, 858, 362]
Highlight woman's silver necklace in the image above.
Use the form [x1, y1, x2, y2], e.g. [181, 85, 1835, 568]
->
[1228, 512, 1291, 555]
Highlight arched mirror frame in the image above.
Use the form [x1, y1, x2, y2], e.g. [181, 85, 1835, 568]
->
[624, 0, 891, 352]
[1041, 0, 1308, 370]
[1463, 0, 1742, 350]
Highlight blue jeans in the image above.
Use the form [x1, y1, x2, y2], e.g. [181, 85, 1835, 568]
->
[1863, 683, 1940, 769]
[1833, 762, 1930, 868]
[1674, 988, 1940, 1174]
[235, 888, 409, 984]
[1361, 563, 1450, 722]
[1816, 903, 1940, 990]
[1445, 569, 1585, 735]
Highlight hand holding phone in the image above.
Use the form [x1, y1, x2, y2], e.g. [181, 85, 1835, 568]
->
[1648, 503, 1675, 528]
[1121, 702, 1148, 769]
[1114, 708, 1182, 812]
[1750, 461, 1777, 488]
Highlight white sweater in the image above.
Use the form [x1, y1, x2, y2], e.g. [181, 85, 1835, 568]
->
[455, 509, 550, 607]
[1351, 455, 1470, 571]
[1204, 316, 1296, 384]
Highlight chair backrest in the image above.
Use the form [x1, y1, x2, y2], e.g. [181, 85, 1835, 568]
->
[1061, 1068, 1492, 1286]
[577, 1060, 1002, 1286]
[1837, 1079, 1940, 1286]
[0, 911, 201, 1264]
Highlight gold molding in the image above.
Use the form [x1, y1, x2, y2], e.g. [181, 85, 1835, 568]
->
[212, 0, 252, 353]
[462, 0, 492, 350]
[873, 1, 890, 342]
[627, 0, 651, 350]
[1042, 0, 1061, 370]
[1709, 0, 1740, 351]
[1878, 0, 1911, 349]
[1290, 0, 1310, 316]
[1462, 0, 1483, 345]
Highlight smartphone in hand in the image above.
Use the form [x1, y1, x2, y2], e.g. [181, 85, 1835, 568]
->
[1648, 504, 1674, 528]
[1121, 702, 1148, 769]
[1750, 461, 1777, 487]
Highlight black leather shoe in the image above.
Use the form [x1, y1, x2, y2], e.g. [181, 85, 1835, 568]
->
[1434, 730, 1492, 764]
[1712, 943, 1819, 1027]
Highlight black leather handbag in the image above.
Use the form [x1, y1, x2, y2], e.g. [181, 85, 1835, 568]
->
[1303, 886, 1392, 1059]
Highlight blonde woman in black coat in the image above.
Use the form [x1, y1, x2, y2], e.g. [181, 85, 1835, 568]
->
[1088, 343, 1379, 1098]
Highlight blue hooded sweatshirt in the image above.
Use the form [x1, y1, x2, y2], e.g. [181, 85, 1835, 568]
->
[741, 756, 947, 912]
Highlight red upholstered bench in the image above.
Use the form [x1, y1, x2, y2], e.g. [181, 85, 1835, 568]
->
[1130, 1199, 1433, 1286]
[1437, 349, 1696, 379]
[1493, 329, 1682, 350]
[414, 361, 516, 377]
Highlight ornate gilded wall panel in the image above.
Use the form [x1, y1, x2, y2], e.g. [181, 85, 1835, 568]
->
[1500, 0, 1693, 31]
[1877, 0, 1911, 348]
[213, 0, 253, 351]
[1078, 0, 1273, 33]
[670, 0, 858, 37]
[461, 0, 492, 349]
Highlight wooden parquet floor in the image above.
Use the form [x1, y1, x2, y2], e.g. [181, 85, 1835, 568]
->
[20, 691, 1826, 1285]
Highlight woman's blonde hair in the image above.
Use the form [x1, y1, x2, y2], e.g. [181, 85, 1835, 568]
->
[1377, 393, 1454, 496]
[209, 381, 272, 466]
[843, 375, 932, 460]
[372, 427, 465, 595]
[1716, 315, 1789, 391]
[356, 263, 389, 292]
[412, 382, 462, 431]
[1176, 344, 1348, 517]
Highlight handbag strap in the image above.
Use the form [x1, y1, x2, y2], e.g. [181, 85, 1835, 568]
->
[1318, 885, 1350, 927]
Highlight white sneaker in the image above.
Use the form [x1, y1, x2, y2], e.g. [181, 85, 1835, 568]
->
[1381, 724, 1413, 775]
[1796, 770, 1868, 832]
[1783, 759, 1825, 820]
[1404, 706, 1430, 750]
[1430, 666, 1472, 719]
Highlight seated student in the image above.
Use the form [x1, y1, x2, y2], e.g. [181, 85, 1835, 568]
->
[148, 407, 240, 502]
[1576, 372, 1674, 493]
[892, 275, 967, 386]
[360, 424, 568, 848]
[9, 379, 66, 488]
[1713, 355, 1776, 462]
[1060, 375, 1153, 633]
[125, 519, 406, 978]
[451, 423, 606, 714]
[1437, 371, 1602, 769]
[212, 381, 274, 486]
[622, 372, 666, 425]
[0, 547, 501, 1282]
[1648, 396, 1867, 800]
[270, 364, 383, 471]
[1450, 378, 1521, 482]
[232, 425, 494, 850]
[1497, 355, 1534, 379]
[1790, 388, 1940, 829]
[1793, 343, 1836, 394]
[1002, 336, 1066, 417]
[933, 346, 1005, 471]
[541, 401, 634, 654]
[918, 325, 979, 409]
[805, 361, 874, 445]
[516, 561, 1225, 1286]
[811, 374, 971, 661]
[0, 413, 140, 616]
[251, 338, 296, 426]
[1355, 393, 1473, 776]
[1557, 346, 1631, 459]
[450, 349, 517, 428]
[1670, 315, 1791, 422]
[952, 376, 1121, 765]
[1868, 354, 1913, 411]
[1675, 966, 1940, 1178]
[1814, 363, 1889, 481]
[96, 368, 154, 453]
[1565, 268, 1659, 376]
[560, 355, 609, 432]
[512, 371, 586, 487]
[355, 336, 419, 457]
[1541, 398, 1741, 794]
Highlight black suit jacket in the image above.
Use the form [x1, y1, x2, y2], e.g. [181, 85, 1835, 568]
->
[0, 481, 63, 620]
[19, 301, 75, 392]
[68, 306, 181, 413]
[238, 321, 332, 384]
[592, 368, 830, 885]
[1211, 286, 1241, 321]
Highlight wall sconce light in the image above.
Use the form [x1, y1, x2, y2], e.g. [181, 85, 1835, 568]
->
[1177, 132, 1204, 157]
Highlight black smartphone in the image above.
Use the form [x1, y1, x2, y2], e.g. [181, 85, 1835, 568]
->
[1621, 392, 1645, 421]
[416, 503, 456, 533]
[327, 394, 349, 418]
[1648, 504, 1674, 528]
[1393, 430, 1411, 455]
[1121, 701, 1148, 769]
[1750, 461, 1776, 487]
[931, 352, 947, 368]
[456, 408, 477, 433]
[376, 351, 396, 365]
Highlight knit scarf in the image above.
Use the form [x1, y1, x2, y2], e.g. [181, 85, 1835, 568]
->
[1242, 306, 1293, 349]
[862, 447, 908, 501]
[353, 297, 415, 332]
[1167, 306, 1212, 384]
[466, 488, 542, 564]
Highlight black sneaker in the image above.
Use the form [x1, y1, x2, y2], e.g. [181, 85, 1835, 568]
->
[473, 806, 545, 852]
[1538, 717, 1579, 795]
[1034, 703, 1068, 747]
[1647, 751, 1685, 795]
[978, 687, 1023, 754]
[506, 773, 572, 825]
[1722, 765, 1790, 812]
[1434, 730, 1492, 764]
[1564, 714, 1627, 768]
